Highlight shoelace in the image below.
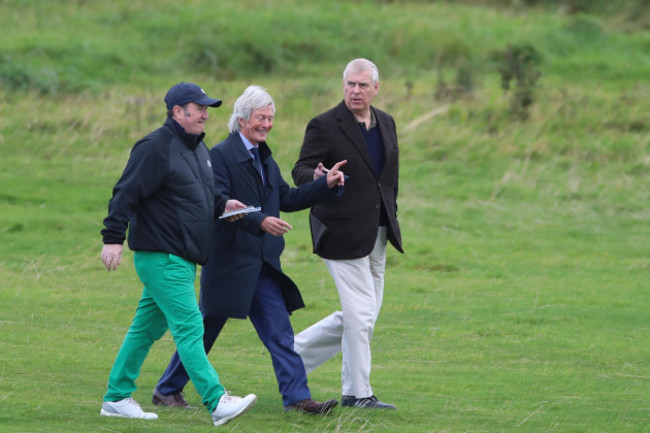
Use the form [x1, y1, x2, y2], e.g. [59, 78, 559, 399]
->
[123, 398, 143, 410]
[356, 396, 377, 406]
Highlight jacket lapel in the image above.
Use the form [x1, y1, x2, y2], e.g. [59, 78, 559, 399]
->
[257, 142, 274, 198]
[335, 102, 376, 174]
[375, 109, 395, 182]
[229, 133, 266, 199]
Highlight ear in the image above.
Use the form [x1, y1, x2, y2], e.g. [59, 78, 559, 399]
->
[172, 105, 184, 119]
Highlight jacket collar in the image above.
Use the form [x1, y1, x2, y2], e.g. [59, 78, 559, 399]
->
[335, 100, 369, 152]
[229, 132, 273, 163]
[335, 101, 393, 178]
[164, 117, 205, 149]
[335, 100, 377, 128]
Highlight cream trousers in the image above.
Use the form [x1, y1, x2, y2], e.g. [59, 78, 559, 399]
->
[294, 227, 387, 398]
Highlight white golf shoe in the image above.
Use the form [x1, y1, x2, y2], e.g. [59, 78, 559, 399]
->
[100, 397, 158, 420]
[211, 393, 257, 427]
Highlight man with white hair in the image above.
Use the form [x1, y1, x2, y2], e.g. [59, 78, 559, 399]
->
[292, 59, 403, 409]
[153, 85, 347, 415]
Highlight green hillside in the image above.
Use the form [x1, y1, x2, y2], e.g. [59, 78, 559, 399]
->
[0, 1, 648, 432]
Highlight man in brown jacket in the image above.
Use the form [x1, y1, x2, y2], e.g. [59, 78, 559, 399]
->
[292, 58, 403, 409]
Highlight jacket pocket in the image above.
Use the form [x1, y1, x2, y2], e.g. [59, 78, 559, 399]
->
[309, 211, 328, 254]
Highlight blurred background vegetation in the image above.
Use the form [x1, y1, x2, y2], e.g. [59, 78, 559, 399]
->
[1, 0, 648, 265]
[1, 2, 649, 432]
[1, 0, 648, 95]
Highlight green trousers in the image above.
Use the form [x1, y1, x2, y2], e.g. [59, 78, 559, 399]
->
[103, 251, 225, 412]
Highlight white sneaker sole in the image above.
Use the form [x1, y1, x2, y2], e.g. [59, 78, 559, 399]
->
[100, 408, 158, 420]
[213, 395, 257, 427]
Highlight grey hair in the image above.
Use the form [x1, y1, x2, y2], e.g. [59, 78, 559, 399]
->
[343, 58, 379, 84]
[228, 85, 276, 134]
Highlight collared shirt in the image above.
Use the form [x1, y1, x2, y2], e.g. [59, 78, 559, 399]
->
[239, 132, 265, 184]
[357, 108, 387, 226]
[239, 131, 258, 157]
[368, 108, 377, 129]
[356, 109, 377, 130]
[358, 108, 384, 178]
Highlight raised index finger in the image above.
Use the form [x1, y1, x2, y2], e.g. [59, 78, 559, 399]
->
[330, 160, 348, 171]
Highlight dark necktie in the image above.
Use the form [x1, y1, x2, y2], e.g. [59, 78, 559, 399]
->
[251, 147, 265, 185]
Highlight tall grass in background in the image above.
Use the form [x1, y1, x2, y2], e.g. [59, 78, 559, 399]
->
[2, 0, 649, 93]
[0, 1, 648, 432]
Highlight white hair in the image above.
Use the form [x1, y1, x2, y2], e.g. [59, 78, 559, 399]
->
[228, 85, 276, 134]
[343, 58, 379, 84]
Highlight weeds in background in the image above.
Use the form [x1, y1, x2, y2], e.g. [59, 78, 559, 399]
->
[496, 43, 542, 120]
[0, 1, 649, 432]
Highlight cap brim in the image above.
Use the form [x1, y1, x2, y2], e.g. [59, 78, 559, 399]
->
[194, 96, 222, 107]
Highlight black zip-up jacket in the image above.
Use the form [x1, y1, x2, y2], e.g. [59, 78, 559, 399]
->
[101, 117, 223, 266]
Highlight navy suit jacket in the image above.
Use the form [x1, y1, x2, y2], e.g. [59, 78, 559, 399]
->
[199, 133, 342, 319]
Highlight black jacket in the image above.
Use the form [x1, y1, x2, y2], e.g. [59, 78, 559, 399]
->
[101, 117, 222, 265]
[292, 101, 403, 260]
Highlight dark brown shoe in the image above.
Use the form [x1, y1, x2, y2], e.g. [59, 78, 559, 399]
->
[152, 388, 194, 408]
[285, 398, 338, 415]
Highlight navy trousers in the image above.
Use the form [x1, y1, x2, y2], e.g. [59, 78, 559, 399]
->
[156, 265, 311, 406]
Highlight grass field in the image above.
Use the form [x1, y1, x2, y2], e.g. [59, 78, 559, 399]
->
[1, 1, 649, 432]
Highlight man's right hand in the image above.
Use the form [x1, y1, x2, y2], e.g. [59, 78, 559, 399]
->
[223, 199, 248, 222]
[101, 244, 123, 271]
[313, 162, 328, 180]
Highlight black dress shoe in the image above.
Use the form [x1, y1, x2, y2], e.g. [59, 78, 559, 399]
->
[285, 398, 338, 415]
[341, 395, 396, 409]
[152, 388, 194, 408]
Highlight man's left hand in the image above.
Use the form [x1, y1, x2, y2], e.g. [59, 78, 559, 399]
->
[260, 216, 293, 236]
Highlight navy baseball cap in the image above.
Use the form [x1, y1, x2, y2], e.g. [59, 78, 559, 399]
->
[164, 82, 222, 109]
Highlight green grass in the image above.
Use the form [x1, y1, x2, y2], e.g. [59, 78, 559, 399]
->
[1, 1, 649, 432]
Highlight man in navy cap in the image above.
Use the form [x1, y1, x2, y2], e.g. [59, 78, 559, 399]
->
[99, 82, 257, 427]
